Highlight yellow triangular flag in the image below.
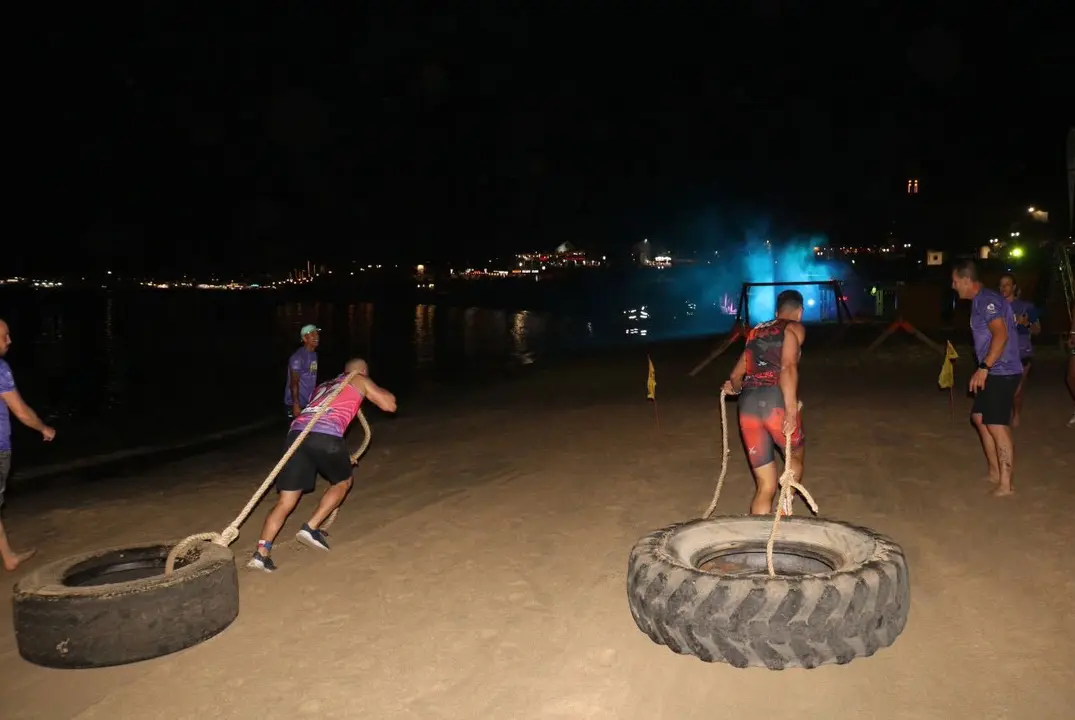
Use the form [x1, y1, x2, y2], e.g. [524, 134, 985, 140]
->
[646, 355, 656, 400]
[938, 341, 959, 389]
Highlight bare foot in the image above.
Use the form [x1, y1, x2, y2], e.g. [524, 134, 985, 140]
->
[991, 487, 1015, 498]
[3, 549, 36, 571]
[985, 474, 1000, 485]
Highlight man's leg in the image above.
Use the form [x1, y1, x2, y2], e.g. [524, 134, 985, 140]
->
[738, 391, 779, 514]
[972, 413, 1001, 484]
[255, 491, 303, 555]
[297, 440, 355, 551]
[975, 374, 1018, 496]
[248, 434, 316, 572]
[0, 454, 33, 571]
[767, 406, 805, 515]
[307, 478, 353, 531]
[1, 519, 35, 572]
[748, 463, 779, 515]
[985, 425, 1014, 496]
[248, 490, 303, 571]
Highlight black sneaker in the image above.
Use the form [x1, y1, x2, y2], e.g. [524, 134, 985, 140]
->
[296, 523, 330, 551]
[246, 552, 278, 573]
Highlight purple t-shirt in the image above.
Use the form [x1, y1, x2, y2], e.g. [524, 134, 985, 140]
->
[0, 359, 16, 452]
[283, 347, 318, 407]
[1007, 298, 1036, 358]
[970, 288, 1022, 376]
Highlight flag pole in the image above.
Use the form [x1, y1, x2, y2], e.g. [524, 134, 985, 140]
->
[647, 353, 660, 434]
[939, 341, 959, 421]
[948, 348, 957, 420]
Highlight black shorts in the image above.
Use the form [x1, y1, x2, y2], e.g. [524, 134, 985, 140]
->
[971, 374, 1021, 426]
[275, 430, 353, 493]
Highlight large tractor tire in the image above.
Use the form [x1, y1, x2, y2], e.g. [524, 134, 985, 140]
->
[627, 516, 910, 670]
[13, 541, 239, 669]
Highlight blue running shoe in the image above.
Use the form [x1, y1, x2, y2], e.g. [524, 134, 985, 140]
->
[296, 524, 330, 551]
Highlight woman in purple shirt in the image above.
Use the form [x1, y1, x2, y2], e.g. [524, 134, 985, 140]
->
[998, 273, 1040, 427]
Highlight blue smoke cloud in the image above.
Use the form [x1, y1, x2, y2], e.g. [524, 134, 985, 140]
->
[740, 232, 845, 323]
[615, 221, 854, 343]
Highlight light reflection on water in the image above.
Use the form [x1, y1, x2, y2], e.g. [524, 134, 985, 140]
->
[7, 291, 722, 464]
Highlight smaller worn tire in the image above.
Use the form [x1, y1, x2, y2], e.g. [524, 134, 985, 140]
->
[13, 541, 239, 669]
[627, 516, 910, 669]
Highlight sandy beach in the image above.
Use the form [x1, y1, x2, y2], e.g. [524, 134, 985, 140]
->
[2, 339, 1074, 720]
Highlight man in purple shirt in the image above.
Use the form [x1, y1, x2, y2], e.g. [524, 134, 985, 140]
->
[285, 324, 320, 420]
[0, 319, 56, 572]
[952, 261, 1022, 497]
[998, 273, 1040, 427]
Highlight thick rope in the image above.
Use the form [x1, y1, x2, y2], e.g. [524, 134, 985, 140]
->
[164, 371, 372, 575]
[764, 413, 818, 576]
[702, 390, 818, 577]
[702, 389, 732, 519]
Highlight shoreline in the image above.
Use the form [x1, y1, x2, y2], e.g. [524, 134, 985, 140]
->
[10, 417, 279, 482]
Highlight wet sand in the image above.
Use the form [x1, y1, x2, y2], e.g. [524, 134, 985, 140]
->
[1, 339, 1073, 719]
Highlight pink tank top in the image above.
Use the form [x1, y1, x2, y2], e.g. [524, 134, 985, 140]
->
[289, 374, 364, 437]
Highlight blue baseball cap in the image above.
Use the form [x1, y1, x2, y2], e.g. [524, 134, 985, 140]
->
[300, 324, 320, 339]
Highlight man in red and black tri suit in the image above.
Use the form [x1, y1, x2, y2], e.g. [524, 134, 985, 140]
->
[722, 290, 806, 515]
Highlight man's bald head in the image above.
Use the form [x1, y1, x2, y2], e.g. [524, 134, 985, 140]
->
[345, 358, 368, 377]
[0, 319, 10, 357]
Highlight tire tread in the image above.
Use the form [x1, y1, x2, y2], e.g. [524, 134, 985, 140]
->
[627, 518, 910, 670]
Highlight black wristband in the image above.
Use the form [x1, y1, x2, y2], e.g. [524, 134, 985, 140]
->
[977, 362, 989, 370]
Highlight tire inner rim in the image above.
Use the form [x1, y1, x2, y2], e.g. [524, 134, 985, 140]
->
[696, 543, 838, 577]
[63, 546, 192, 587]
[665, 518, 874, 578]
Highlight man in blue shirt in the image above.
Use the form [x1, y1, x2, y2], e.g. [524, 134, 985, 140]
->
[285, 324, 320, 420]
[0, 319, 56, 571]
[952, 261, 1022, 497]
[998, 273, 1040, 427]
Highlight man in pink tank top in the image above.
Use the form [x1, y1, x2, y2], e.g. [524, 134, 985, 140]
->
[248, 358, 397, 572]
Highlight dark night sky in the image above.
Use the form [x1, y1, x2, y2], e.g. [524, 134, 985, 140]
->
[22, 2, 1074, 276]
